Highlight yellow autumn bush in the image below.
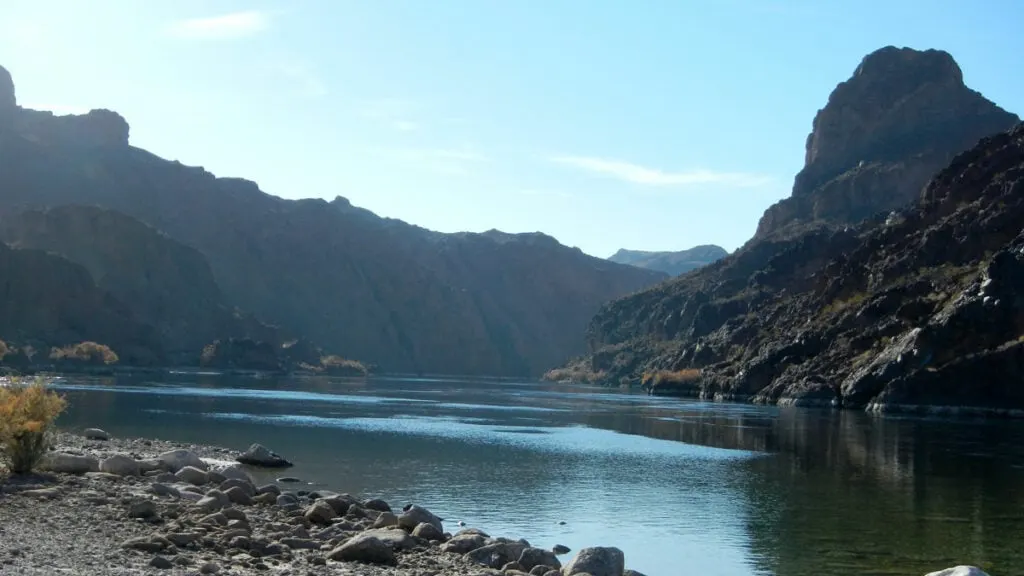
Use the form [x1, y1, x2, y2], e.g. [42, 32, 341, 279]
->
[0, 378, 67, 474]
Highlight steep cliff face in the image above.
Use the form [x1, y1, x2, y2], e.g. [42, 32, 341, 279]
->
[564, 48, 1023, 412]
[0, 66, 665, 376]
[608, 245, 728, 276]
[0, 206, 278, 363]
[0, 242, 161, 365]
[756, 46, 1019, 238]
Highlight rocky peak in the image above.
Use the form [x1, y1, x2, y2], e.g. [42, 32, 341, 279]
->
[0, 64, 14, 110]
[0, 65, 16, 128]
[756, 46, 1018, 238]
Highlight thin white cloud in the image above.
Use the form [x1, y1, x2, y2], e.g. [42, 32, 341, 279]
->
[550, 155, 772, 187]
[167, 11, 270, 40]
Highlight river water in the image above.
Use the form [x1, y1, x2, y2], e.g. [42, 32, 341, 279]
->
[50, 373, 1024, 576]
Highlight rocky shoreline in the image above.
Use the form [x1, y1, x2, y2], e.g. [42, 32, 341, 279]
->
[0, 431, 643, 576]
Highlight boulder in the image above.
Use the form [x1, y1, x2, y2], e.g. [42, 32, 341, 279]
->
[127, 499, 159, 519]
[83, 428, 110, 440]
[256, 484, 281, 496]
[158, 449, 207, 472]
[466, 542, 528, 569]
[361, 528, 416, 551]
[38, 452, 99, 474]
[138, 459, 163, 473]
[363, 498, 392, 513]
[925, 568, 991, 576]
[518, 547, 561, 571]
[411, 522, 444, 541]
[553, 544, 571, 555]
[219, 478, 256, 496]
[224, 486, 253, 505]
[327, 534, 395, 565]
[175, 466, 209, 485]
[440, 533, 486, 554]
[99, 455, 140, 476]
[253, 492, 277, 505]
[196, 489, 230, 512]
[397, 504, 442, 532]
[235, 443, 292, 468]
[372, 511, 399, 529]
[623, 570, 648, 576]
[217, 465, 254, 483]
[148, 483, 181, 498]
[304, 501, 337, 525]
[562, 547, 625, 576]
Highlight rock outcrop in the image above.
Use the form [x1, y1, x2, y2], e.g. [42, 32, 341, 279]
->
[0, 66, 665, 376]
[0, 64, 15, 122]
[756, 46, 1018, 239]
[0, 206, 277, 364]
[608, 245, 728, 276]
[0, 241, 162, 365]
[558, 47, 1024, 413]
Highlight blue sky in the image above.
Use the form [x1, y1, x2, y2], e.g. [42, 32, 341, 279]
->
[2, 1, 1021, 258]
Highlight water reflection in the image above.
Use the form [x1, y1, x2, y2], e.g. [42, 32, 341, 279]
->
[51, 375, 1024, 576]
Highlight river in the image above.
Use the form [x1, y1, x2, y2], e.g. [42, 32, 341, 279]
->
[49, 372, 1024, 576]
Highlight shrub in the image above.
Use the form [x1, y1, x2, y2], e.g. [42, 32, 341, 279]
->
[542, 366, 607, 383]
[49, 341, 119, 365]
[0, 339, 8, 360]
[641, 369, 703, 388]
[319, 355, 369, 376]
[0, 377, 67, 474]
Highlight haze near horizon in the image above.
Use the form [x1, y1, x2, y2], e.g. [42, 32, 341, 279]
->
[3, 0, 1022, 258]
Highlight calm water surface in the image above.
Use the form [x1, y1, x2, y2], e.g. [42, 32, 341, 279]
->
[51, 373, 1024, 576]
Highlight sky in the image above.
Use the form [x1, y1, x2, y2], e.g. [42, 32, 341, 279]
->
[1, 1, 1022, 258]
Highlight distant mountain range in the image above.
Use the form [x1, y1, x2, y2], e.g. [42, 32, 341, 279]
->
[608, 245, 728, 276]
[0, 64, 666, 376]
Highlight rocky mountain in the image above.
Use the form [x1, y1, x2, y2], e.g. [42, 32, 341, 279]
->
[608, 245, 728, 276]
[553, 47, 1024, 413]
[0, 205, 279, 364]
[0, 64, 666, 376]
[756, 46, 1018, 239]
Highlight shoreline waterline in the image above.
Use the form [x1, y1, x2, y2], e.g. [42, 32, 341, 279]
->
[0, 431, 644, 575]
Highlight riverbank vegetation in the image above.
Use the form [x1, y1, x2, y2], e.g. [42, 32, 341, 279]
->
[0, 377, 66, 474]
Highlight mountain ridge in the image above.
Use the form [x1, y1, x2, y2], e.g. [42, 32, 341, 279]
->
[608, 245, 729, 276]
[0, 63, 666, 376]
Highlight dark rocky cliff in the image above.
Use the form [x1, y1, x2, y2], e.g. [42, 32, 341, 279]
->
[608, 245, 728, 276]
[0, 206, 279, 363]
[560, 47, 1024, 413]
[0, 242, 162, 365]
[0, 64, 665, 376]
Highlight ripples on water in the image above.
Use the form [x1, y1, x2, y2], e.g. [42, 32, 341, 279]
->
[52, 374, 1024, 576]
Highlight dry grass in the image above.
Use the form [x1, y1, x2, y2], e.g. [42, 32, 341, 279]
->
[319, 355, 368, 375]
[641, 368, 703, 388]
[542, 366, 607, 384]
[49, 341, 119, 365]
[820, 292, 868, 316]
[0, 377, 67, 474]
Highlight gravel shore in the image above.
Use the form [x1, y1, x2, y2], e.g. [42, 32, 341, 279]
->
[0, 432, 642, 576]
